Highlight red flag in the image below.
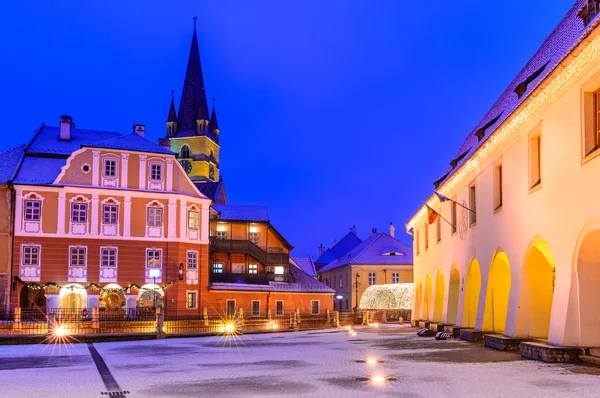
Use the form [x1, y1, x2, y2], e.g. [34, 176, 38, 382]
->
[426, 205, 438, 225]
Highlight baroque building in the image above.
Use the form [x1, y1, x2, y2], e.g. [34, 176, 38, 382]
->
[407, 0, 600, 357]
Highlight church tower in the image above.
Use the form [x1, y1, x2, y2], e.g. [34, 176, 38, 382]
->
[159, 17, 226, 204]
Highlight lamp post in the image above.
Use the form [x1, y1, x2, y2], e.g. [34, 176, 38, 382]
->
[353, 273, 361, 311]
[149, 269, 161, 309]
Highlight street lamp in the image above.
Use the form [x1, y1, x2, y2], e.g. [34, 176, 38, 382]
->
[335, 295, 343, 311]
[149, 269, 161, 309]
[353, 273, 361, 311]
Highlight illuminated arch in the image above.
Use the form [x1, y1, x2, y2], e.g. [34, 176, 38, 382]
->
[462, 258, 481, 328]
[447, 265, 460, 325]
[423, 274, 432, 320]
[575, 225, 600, 346]
[433, 269, 445, 322]
[359, 284, 414, 310]
[482, 250, 512, 333]
[414, 281, 423, 320]
[59, 284, 88, 309]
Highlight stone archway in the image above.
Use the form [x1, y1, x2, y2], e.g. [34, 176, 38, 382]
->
[433, 269, 445, 322]
[447, 266, 460, 325]
[462, 258, 481, 328]
[423, 274, 432, 320]
[576, 229, 600, 346]
[517, 239, 555, 339]
[414, 281, 423, 320]
[483, 251, 512, 333]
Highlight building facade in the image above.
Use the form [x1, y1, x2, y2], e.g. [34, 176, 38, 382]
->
[11, 119, 211, 314]
[407, 1, 600, 347]
[317, 226, 413, 312]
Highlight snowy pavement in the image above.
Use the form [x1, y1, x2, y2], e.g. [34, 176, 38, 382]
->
[1, 324, 600, 397]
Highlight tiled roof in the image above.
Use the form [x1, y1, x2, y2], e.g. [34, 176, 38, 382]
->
[315, 232, 362, 266]
[210, 266, 334, 293]
[27, 125, 121, 156]
[212, 204, 269, 222]
[0, 145, 25, 184]
[85, 133, 174, 155]
[13, 157, 68, 185]
[434, 1, 599, 189]
[318, 233, 413, 273]
[291, 256, 317, 278]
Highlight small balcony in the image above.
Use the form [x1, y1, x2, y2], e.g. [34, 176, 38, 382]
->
[210, 238, 289, 266]
[210, 272, 290, 284]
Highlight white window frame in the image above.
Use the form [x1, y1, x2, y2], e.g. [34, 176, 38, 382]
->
[146, 248, 162, 282]
[216, 230, 228, 240]
[248, 231, 260, 246]
[311, 300, 320, 315]
[212, 263, 224, 274]
[20, 244, 41, 281]
[149, 162, 163, 182]
[68, 246, 88, 282]
[102, 203, 118, 225]
[147, 206, 163, 227]
[251, 300, 260, 317]
[186, 291, 198, 309]
[187, 250, 198, 270]
[368, 272, 376, 286]
[188, 210, 199, 230]
[71, 202, 88, 223]
[392, 272, 400, 284]
[248, 264, 258, 274]
[99, 246, 118, 282]
[276, 300, 284, 316]
[103, 158, 118, 178]
[23, 199, 41, 221]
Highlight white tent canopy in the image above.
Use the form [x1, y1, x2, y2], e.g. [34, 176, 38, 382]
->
[359, 283, 414, 310]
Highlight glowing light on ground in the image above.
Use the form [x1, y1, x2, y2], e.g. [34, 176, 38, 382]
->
[366, 359, 378, 364]
[224, 323, 235, 333]
[371, 376, 385, 383]
[54, 326, 68, 337]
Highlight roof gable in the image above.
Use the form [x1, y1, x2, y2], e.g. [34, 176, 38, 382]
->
[315, 232, 362, 265]
[85, 133, 174, 155]
[291, 256, 317, 278]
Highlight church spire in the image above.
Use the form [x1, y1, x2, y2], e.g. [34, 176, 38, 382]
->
[166, 90, 178, 137]
[209, 98, 220, 140]
[177, 16, 209, 134]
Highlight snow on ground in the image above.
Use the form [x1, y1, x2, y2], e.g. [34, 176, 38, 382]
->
[1, 324, 600, 397]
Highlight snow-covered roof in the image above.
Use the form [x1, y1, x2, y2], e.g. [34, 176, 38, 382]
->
[27, 125, 121, 156]
[359, 283, 414, 310]
[318, 233, 413, 273]
[13, 157, 67, 185]
[291, 256, 316, 278]
[0, 145, 25, 184]
[210, 265, 334, 293]
[212, 204, 269, 222]
[315, 232, 362, 266]
[84, 132, 174, 155]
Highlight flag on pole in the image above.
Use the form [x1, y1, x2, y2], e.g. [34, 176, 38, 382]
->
[426, 205, 438, 225]
[435, 191, 450, 203]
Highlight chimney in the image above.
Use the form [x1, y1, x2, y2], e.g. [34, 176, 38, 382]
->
[389, 222, 395, 238]
[350, 224, 357, 235]
[59, 115, 73, 140]
[371, 227, 377, 236]
[317, 244, 325, 258]
[134, 124, 146, 137]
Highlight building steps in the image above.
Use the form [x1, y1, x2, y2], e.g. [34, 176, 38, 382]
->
[579, 355, 600, 365]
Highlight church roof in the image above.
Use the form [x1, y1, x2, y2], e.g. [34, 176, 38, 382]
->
[314, 231, 362, 266]
[432, 1, 600, 190]
[318, 233, 413, 273]
[167, 91, 177, 123]
[84, 132, 174, 155]
[291, 256, 317, 278]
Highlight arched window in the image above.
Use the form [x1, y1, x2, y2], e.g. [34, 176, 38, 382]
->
[180, 145, 190, 158]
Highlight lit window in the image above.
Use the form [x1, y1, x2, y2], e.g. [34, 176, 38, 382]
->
[104, 159, 117, 177]
[248, 264, 258, 274]
[71, 203, 88, 223]
[212, 263, 224, 274]
[146, 250, 162, 268]
[70, 247, 86, 267]
[188, 211, 199, 230]
[24, 200, 41, 221]
[274, 266, 284, 275]
[469, 185, 477, 225]
[252, 300, 260, 316]
[147, 207, 163, 227]
[186, 292, 197, 309]
[530, 134, 541, 189]
[368, 272, 376, 286]
[494, 163, 503, 210]
[187, 251, 198, 270]
[392, 272, 400, 284]
[216, 230, 228, 240]
[150, 164, 162, 181]
[23, 246, 40, 266]
[249, 231, 259, 246]
[101, 248, 117, 268]
[311, 300, 320, 315]
[276, 300, 284, 316]
[103, 204, 118, 225]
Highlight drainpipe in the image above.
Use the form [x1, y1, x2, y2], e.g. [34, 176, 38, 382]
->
[7, 182, 16, 312]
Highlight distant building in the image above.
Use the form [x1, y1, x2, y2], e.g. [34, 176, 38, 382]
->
[314, 228, 361, 271]
[316, 225, 413, 312]
[406, 2, 600, 348]
[290, 256, 317, 278]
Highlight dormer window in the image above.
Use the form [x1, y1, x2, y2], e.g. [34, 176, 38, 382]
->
[150, 164, 162, 181]
[578, 1, 600, 27]
[382, 251, 404, 256]
[104, 159, 117, 178]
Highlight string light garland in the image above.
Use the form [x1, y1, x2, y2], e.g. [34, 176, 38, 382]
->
[359, 283, 414, 310]
[14, 277, 176, 293]
[407, 28, 600, 229]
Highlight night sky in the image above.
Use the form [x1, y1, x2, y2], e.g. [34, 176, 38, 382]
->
[0, 0, 573, 256]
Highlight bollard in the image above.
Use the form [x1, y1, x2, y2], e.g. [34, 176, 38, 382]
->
[326, 308, 331, 324]
[14, 307, 22, 331]
[156, 311, 165, 339]
[238, 308, 244, 333]
[92, 307, 99, 329]
[202, 307, 208, 327]
[333, 311, 339, 328]
[296, 308, 301, 324]
[290, 311, 298, 329]
[47, 312, 56, 335]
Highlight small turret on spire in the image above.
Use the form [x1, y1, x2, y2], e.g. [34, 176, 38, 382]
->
[166, 90, 178, 137]
[209, 98, 220, 141]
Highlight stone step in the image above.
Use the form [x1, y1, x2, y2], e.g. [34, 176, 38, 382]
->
[588, 348, 600, 357]
[579, 355, 600, 366]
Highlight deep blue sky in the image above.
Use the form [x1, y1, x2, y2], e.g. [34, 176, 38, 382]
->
[0, 0, 572, 256]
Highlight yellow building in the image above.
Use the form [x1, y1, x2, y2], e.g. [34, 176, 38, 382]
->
[316, 226, 413, 312]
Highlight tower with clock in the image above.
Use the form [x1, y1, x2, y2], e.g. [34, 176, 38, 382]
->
[158, 17, 227, 204]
